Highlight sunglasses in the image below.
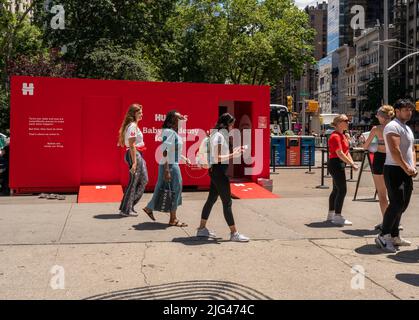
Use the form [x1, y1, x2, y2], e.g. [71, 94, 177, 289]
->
[340, 119, 349, 123]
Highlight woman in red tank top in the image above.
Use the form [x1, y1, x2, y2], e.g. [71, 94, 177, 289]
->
[326, 115, 359, 226]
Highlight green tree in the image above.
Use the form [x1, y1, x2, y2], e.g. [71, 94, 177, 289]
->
[83, 41, 157, 80]
[0, 87, 8, 134]
[0, 0, 46, 133]
[0, 0, 43, 90]
[33, 0, 176, 79]
[161, 0, 315, 84]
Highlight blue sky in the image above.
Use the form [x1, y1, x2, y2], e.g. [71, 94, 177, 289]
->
[294, 0, 328, 9]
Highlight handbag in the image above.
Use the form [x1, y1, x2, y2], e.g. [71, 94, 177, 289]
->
[155, 181, 175, 212]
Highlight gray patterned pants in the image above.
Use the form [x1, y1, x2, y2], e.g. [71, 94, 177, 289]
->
[119, 150, 148, 215]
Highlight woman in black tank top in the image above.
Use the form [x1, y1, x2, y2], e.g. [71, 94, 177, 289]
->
[363, 105, 396, 231]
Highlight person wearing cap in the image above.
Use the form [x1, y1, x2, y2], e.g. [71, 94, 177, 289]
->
[375, 99, 417, 253]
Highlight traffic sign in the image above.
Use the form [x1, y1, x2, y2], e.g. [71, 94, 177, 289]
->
[307, 100, 319, 113]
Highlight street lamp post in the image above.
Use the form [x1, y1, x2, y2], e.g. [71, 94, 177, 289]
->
[384, 0, 389, 104]
[372, 1, 396, 105]
[388, 51, 419, 71]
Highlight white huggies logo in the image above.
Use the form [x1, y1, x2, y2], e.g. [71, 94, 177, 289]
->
[22, 83, 34, 96]
[50, 265, 65, 290]
[351, 265, 365, 290]
[155, 114, 166, 122]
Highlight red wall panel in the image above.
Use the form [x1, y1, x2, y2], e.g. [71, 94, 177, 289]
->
[10, 76, 270, 193]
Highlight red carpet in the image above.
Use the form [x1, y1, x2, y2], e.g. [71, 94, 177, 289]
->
[230, 182, 279, 199]
[78, 185, 123, 203]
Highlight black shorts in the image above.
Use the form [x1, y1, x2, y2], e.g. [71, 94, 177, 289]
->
[372, 152, 386, 175]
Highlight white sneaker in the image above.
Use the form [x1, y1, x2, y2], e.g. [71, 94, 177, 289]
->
[230, 232, 250, 242]
[196, 227, 217, 239]
[119, 212, 137, 217]
[375, 234, 397, 253]
[326, 211, 335, 221]
[392, 236, 411, 247]
[331, 215, 352, 226]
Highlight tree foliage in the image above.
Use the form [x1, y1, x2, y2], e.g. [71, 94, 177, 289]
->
[33, 0, 176, 80]
[160, 0, 315, 85]
[0, 0, 43, 89]
[82, 41, 157, 80]
[0, 0, 316, 132]
[7, 49, 76, 78]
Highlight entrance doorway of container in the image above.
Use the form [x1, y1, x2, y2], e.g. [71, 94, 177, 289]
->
[219, 101, 253, 180]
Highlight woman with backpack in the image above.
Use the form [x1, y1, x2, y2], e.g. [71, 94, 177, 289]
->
[196, 113, 249, 242]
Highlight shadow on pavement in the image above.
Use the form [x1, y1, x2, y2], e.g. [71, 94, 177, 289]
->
[94, 214, 124, 220]
[132, 222, 170, 231]
[305, 221, 338, 228]
[341, 229, 379, 237]
[172, 236, 224, 246]
[84, 280, 272, 300]
[388, 249, 419, 263]
[395, 273, 419, 287]
[354, 244, 386, 255]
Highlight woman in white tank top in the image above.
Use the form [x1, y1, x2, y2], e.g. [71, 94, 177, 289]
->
[117, 104, 149, 217]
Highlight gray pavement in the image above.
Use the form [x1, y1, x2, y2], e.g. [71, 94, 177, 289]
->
[0, 166, 418, 300]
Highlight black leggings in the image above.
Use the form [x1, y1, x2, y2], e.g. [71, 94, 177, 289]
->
[201, 164, 235, 226]
[328, 158, 347, 214]
[382, 166, 413, 237]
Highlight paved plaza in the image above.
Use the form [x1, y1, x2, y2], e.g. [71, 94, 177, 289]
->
[0, 162, 418, 300]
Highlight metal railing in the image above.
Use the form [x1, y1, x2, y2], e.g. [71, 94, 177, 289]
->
[314, 136, 328, 148]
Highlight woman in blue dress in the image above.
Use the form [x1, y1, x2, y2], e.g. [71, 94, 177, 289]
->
[143, 110, 191, 227]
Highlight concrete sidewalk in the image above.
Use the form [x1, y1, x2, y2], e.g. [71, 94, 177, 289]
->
[0, 167, 418, 300]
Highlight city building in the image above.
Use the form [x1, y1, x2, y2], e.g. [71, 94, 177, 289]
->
[388, 0, 418, 138]
[336, 44, 356, 115]
[354, 27, 382, 120]
[295, 2, 328, 114]
[405, 0, 419, 101]
[318, 53, 340, 114]
[5, 0, 32, 14]
[318, 0, 387, 116]
[345, 57, 358, 119]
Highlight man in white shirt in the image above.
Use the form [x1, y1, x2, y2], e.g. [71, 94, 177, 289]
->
[375, 99, 418, 253]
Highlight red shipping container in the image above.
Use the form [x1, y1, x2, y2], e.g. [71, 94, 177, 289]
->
[10, 76, 271, 194]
